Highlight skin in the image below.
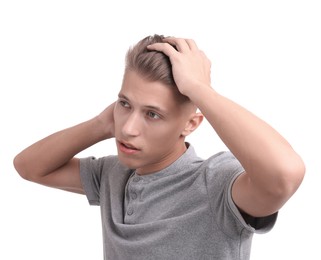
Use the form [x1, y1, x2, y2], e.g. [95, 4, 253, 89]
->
[13, 37, 305, 218]
[114, 70, 202, 175]
[147, 37, 305, 216]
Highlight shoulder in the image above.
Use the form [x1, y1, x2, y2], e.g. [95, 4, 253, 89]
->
[80, 155, 119, 171]
[204, 151, 244, 174]
[79, 155, 131, 183]
[79, 155, 131, 205]
[199, 151, 244, 191]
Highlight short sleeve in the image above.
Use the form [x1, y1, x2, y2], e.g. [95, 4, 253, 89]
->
[79, 156, 118, 206]
[227, 173, 278, 234]
[205, 151, 277, 237]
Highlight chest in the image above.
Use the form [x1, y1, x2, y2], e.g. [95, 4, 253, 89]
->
[123, 173, 208, 224]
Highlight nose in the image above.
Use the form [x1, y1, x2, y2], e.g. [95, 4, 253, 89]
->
[121, 112, 140, 137]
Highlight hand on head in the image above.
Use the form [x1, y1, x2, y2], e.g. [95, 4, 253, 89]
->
[147, 37, 212, 99]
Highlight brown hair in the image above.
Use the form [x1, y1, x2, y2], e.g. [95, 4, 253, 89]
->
[124, 34, 189, 102]
[125, 34, 176, 86]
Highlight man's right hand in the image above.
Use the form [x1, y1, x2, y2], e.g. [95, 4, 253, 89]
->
[96, 102, 116, 140]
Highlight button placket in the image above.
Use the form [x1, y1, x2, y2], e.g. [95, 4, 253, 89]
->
[131, 192, 137, 200]
[125, 175, 143, 221]
[129, 177, 142, 202]
[126, 207, 134, 216]
[132, 176, 142, 182]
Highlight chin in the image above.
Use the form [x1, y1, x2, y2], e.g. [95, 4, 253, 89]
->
[117, 154, 141, 170]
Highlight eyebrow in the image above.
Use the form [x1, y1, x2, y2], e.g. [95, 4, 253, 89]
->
[118, 93, 169, 115]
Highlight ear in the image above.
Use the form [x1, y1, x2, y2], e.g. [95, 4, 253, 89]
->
[181, 113, 204, 137]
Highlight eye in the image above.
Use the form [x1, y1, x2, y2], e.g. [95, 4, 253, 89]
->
[147, 111, 161, 120]
[119, 100, 130, 108]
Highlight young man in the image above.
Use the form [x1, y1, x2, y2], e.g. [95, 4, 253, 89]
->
[14, 34, 305, 259]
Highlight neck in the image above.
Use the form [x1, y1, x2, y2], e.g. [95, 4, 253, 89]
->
[136, 142, 187, 175]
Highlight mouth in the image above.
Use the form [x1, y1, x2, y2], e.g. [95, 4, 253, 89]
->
[117, 140, 140, 154]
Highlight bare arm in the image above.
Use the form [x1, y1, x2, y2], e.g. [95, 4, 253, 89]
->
[148, 38, 305, 217]
[13, 103, 115, 194]
[190, 87, 305, 217]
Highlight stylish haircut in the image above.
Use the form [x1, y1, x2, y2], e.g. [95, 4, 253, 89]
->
[124, 34, 189, 103]
[125, 34, 173, 85]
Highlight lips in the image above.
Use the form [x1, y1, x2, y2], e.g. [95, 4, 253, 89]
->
[117, 140, 140, 154]
[122, 142, 139, 150]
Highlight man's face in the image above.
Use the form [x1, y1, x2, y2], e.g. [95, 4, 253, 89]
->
[114, 70, 192, 175]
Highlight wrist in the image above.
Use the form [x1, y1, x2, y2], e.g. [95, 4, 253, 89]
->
[186, 83, 216, 105]
[93, 115, 114, 141]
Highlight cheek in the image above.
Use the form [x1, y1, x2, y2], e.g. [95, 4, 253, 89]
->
[113, 109, 125, 132]
[148, 123, 183, 142]
[166, 118, 186, 134]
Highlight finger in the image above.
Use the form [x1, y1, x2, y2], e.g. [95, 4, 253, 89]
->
[185, 39, 199, 51]
[147, 42, 179, 58]
[162, 37, 192, 53]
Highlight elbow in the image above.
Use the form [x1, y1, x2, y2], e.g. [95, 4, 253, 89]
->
[274, 154, 306, 200]
[13, 154, 32, 181]
[286, 154, 305, 192]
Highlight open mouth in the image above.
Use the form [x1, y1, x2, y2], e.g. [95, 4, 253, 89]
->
[117, 140, 140, 154]
[121, 142, 139, 150]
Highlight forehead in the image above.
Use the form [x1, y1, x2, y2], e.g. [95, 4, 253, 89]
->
[120, 71, 181, 111]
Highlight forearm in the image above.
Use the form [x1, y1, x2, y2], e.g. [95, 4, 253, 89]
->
[14, 116, 111, 180]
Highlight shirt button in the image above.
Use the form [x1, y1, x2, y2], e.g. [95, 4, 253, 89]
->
[133, 177, 141, 182]
[131, 192, 137, 200]
[127, 207, 134, 216]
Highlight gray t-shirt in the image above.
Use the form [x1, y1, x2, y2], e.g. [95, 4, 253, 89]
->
[80, 144, 277, 260]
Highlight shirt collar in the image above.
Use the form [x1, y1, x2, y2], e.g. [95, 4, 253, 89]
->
[132, 143, 200, 182]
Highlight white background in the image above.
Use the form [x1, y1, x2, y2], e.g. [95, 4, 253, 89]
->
[1, 0, 320, 259]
